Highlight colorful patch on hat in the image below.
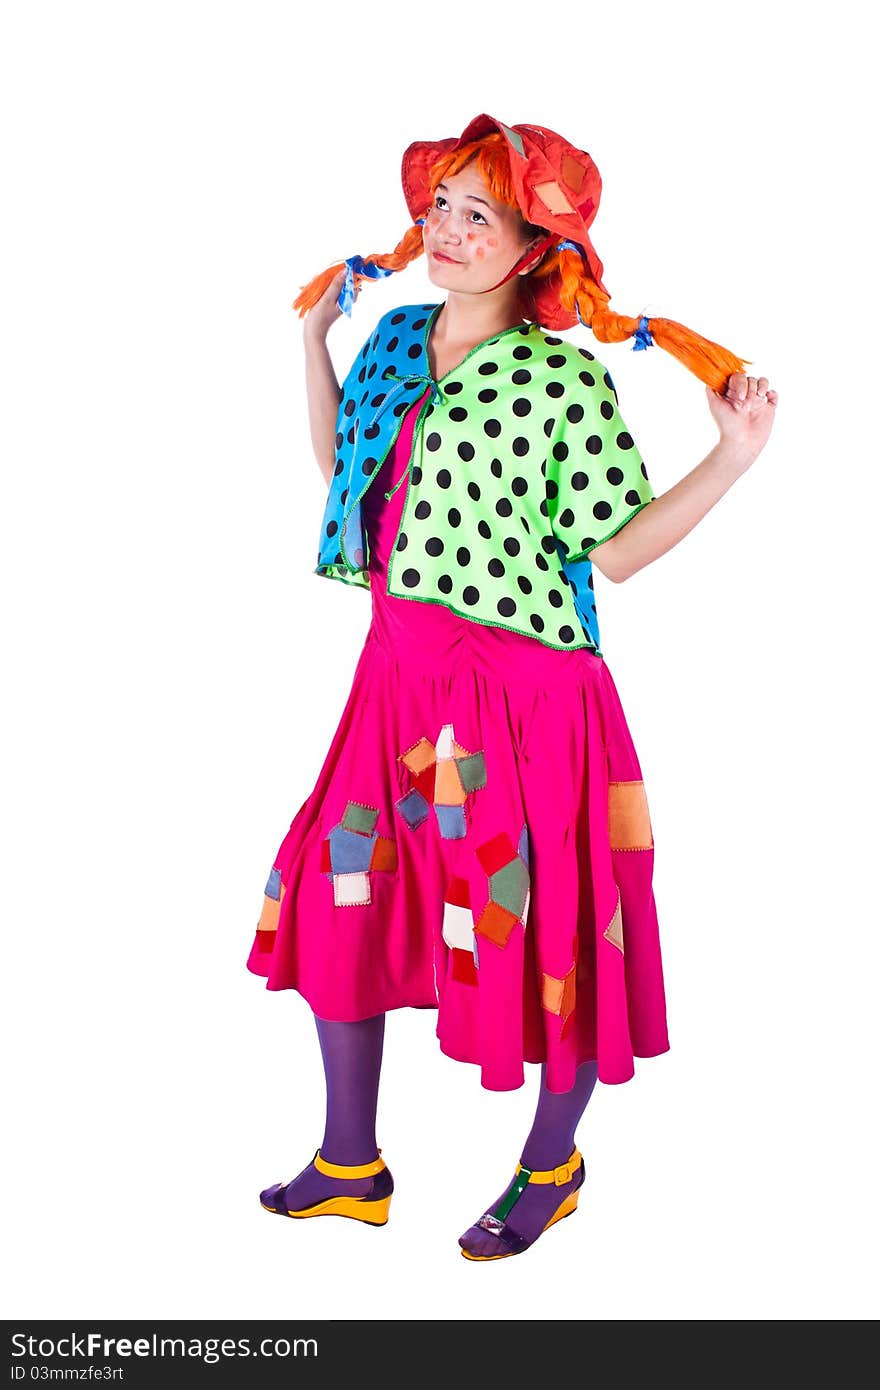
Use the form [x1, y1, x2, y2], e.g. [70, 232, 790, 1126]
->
[397, 722, 487, 840]
[530, 179, 576, 216]
[321, 800, 397, 908]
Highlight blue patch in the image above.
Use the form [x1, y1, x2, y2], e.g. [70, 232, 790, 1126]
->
[264, 867, 282, 900]
[395, 788, 429, 829]
[434, 803, 467, 840]
[517, 824, 530, 870]
[328, 825, 375, 873]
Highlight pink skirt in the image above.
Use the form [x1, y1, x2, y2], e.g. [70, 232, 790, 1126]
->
[246, 390, 670, 1092]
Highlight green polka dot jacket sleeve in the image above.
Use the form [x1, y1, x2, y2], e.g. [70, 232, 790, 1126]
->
[545, 360, 655, 565]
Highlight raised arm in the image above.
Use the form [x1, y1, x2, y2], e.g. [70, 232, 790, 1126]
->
[590, 374, 779, 583]
[301, 267, 352, 489]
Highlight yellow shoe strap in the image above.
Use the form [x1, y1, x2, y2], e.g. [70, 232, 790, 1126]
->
[313, 1148, 386, 1179]
[515, 1145, 581, 1186]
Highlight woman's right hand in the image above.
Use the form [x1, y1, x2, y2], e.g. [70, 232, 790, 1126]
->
[304, 266, 359, 341]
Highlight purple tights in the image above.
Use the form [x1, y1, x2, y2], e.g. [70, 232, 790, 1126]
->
[266, 1013, 599, 1253]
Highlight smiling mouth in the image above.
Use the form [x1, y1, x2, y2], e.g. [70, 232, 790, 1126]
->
[432, 251, 462, 264]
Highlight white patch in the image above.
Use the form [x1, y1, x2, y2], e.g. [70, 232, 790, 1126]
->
[333, 871, 371, 907]
[442, 900, 475, 951]
[435, 722, 456, 760]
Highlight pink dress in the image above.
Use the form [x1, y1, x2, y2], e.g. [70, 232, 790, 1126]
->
[247, 388, 669, 1091]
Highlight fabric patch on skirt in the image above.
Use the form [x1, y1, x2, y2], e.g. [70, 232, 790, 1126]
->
[542, 961, 577, 1022]
[608, 780, 653, 851]
[398, 721, 487, 840]
[473, 824, 531, 949]
[604, 886, 624, 954]
[322, 801, 397, 908]
[256, 867, 286, 944]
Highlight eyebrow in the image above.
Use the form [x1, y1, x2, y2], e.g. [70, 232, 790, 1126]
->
[436, 181, 495, 210]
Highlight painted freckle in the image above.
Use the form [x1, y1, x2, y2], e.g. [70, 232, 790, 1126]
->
[487, 237, 497, 247]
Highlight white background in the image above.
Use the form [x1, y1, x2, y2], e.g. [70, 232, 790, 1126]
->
[2, 0, 877, 1322]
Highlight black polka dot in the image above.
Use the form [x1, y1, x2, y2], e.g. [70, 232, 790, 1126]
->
[437, 469, 451, 488]
[326, 521, 338, 538]
[513, 398, 531, 417]
[448, 508, 461, 527]
[552, 442, 569, 462]
[600, 400, 614, 420]
[580, 537, 596, 552]
[484, 419, 502, 439]
[559, 626, 575, 643]
[512, 437, 530, 457]
[407, 343, 421, 359]
[517, 575, 533, 594]
[558, 508, 575, 529]
[606, 467, 624, 485]
[512, 369, 532, 385]
[444, 380, 463, 395]
[549, 590, 563, 608]
[411, 466, 422, 484]
[426, 433, 441, 451]
[490, 459, 503, 478]
[586, 436, 603, 455]
[547, 354, 567, 369]
[449, 407, 468, 423]
[593, 501, 612, 521]
[478, 388, 498, 404]
[386, 336, 399, 352]
[488, 558, 505, 578]
[625, 489, 642, 506]
[617, 431, 634, 449]
[425, 537, 444, 556]
[458, 442, 475, 462]
[402, 567, 420, 586]
[496, 497, 513, 517]
[361, 456, 378, 476]
[566, 404, 584, 423]
[438, 573, 453, 594]
[603, 371, 615, 390]
[541, 537, 556, 555]
[579, 371, 595, 388]
[414, 500, 431, 519]
[477, 519, 492, 539]
[572, 471, 589, 491]
[498, 597, 517, 618]
[545, 480, 559, 501]
[512, 345, 533, 360]
[478, 361, 499, 376]
[530, 614, 545, 632]
[546, 381, 565, 399]
[396, 532, 408, 551]
[511, 477, 528, 497]
[503, 537, 521, 557]
[578, 346, 595, 361]
[456, 546, 471, 566]
[462, 585, 480, 605]
[467, 482, 481, 501]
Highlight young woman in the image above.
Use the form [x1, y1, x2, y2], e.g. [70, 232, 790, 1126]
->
[247, 115, 778, 1261]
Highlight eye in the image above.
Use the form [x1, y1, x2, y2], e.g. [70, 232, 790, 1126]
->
[470, 211, 488, 225]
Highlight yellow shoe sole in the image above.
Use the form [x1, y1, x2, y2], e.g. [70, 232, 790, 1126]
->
[460, 1188, 580, 1261]
[261, 1193, 392, 1226]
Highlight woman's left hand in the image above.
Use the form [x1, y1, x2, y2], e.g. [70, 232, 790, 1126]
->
[706, 373, 779, 458]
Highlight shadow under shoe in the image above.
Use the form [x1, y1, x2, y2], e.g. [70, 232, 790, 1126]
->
[260, 1148, 394, 1226]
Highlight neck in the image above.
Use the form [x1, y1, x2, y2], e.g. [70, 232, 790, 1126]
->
[432, 287, 525, 347]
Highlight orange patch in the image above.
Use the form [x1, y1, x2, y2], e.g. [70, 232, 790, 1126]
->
[400, 737, 436, 775]
[369, 835, 397, 872]
[257, 882, 285, 934]
[434, 757, 466, 805]
[474, 899, 520, 948]
[608, 780, 653, 851]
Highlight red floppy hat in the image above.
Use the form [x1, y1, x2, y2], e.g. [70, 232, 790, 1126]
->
[402, 113, 611, 325]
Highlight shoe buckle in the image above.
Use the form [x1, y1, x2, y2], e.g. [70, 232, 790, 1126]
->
[553, 1159, 574, 1186]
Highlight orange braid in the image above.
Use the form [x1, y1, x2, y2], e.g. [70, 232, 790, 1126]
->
[291, 225, 425, 317]
[543, 248, 751, 390]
